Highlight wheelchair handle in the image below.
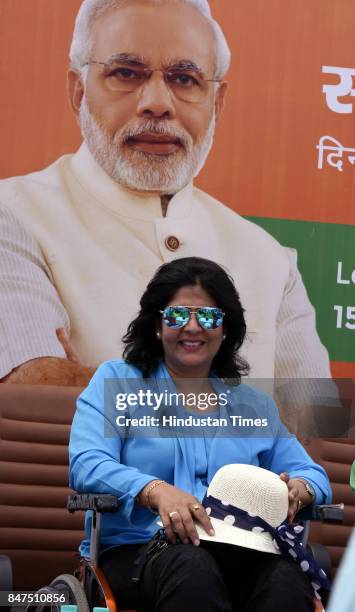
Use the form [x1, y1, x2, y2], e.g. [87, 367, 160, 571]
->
[67, 494, 120, 514]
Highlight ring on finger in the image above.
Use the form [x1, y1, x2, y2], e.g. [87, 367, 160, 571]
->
[169, 511, 180, 519]
[190, 504, 200, 512]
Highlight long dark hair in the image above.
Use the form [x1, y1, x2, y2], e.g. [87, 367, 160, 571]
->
[123, 257, 249, 380]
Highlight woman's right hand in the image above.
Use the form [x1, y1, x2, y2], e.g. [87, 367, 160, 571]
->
[139, 481, 215, 546]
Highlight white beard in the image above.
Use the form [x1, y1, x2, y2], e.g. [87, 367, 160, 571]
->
[79, 96, 216, 193]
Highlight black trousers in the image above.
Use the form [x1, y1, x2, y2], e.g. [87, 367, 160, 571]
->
[100, 539, 315, 612]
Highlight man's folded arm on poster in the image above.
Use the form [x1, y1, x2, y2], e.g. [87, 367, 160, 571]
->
[0, 204, 94, 386]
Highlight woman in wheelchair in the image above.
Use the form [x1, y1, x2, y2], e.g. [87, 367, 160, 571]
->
[70, 257, 332, 612]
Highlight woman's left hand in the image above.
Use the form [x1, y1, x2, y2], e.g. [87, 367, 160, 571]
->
[279, 472, 304, 522]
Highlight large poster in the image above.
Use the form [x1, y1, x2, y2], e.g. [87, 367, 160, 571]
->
[0, 0, 354, 378]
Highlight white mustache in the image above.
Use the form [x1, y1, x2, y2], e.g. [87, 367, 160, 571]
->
[117, 120, 192, 149]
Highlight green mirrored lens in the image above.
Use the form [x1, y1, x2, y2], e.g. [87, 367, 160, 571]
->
[196, 308, 224, 329]
[163, 306, 190, 328]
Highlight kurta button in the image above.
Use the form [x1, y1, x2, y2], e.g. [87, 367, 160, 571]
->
[165, 236, 180, 251]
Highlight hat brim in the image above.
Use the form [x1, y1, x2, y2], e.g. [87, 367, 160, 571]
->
[195, 517, 281, 555]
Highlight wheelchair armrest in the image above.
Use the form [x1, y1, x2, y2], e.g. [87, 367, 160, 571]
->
[297, 503, 344, 523]
[67, 494, 120, 514]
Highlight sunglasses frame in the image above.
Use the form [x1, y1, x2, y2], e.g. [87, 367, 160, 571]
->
[160, 305, 225, 330]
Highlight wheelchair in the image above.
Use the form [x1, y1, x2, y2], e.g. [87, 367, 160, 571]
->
[18, 494, 344, 612]
[23, 495, 121, 612]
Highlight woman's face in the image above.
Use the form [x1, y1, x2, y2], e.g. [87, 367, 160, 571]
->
[160, 284, 224, 378]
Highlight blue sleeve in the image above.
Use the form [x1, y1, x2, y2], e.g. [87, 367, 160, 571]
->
[69, 362, 160, 522]
[259, 397, 332, 504]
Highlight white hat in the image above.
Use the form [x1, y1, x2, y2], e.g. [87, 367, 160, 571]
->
[196, 464, 289, 555]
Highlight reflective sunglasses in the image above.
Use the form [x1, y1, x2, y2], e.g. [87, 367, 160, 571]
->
[160, 305, 225, 330]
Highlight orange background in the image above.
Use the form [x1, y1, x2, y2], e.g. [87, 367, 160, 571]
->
[1, 0, 355, 225]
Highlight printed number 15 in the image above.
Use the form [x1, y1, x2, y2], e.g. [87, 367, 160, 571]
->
[334, 305, 355, 329]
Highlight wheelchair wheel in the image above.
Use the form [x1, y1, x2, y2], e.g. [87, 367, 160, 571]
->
[50, 574, 90, 611]
[25, 575, 89, 612]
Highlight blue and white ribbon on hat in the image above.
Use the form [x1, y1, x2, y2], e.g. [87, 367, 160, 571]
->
[203, 494, 330, 599]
